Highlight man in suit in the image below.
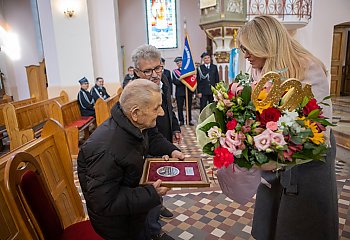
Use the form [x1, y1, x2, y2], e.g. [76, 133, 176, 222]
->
[172, 57, 194, 126]
[132, 44, 182, 240]
[77, 77, 95, 117]
[90, 77, 110, 102]
[197, 52, 220, 112]
[161, 57, 173, 96]
[122, 66, 135, 88]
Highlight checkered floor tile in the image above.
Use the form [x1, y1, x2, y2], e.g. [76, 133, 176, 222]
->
[73, 108, 350, 240]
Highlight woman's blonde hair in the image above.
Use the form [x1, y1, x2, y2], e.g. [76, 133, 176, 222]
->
[237, 15, 326, 80]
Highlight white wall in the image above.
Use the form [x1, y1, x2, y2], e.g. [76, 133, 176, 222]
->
[0, 0, 41, 100]
[296, 0, 350, 75]
[87, 0, 122, 89]
[118, 0, 206, 73]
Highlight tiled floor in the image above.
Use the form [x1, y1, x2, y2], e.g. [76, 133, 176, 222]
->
[72, 97, 350, 240]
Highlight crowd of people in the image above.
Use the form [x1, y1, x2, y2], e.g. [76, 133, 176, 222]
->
[76, 15, 337, 240]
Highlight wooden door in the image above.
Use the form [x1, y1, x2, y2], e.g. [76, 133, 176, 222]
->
[342, 30, 350, 95]
[330, 27, 347, 96]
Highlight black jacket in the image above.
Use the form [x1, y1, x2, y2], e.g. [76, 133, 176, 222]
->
[123, 74, 135, 88]
[77, 88, 95, 117]
[197, 64, 220, 95]
[172, 68, 194, 97]
[78, 103, 179, 240]
[156, 75, 180, 142]
[91, 85, 110, 102]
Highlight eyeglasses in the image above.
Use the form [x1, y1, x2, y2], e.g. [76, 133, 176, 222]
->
[137, 65, 164, 76]
[240, 45, 250, 55]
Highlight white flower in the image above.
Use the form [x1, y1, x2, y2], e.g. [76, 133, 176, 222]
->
[277, 110, 299, 129]
[207, 126, 222, 144]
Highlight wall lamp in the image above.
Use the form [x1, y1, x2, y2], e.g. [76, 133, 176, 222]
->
[64, 9, 75, 18]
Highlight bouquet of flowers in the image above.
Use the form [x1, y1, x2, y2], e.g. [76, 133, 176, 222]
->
[196, 71, 334, 171]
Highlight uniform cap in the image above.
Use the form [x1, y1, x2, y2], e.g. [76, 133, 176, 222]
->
[174, 57, 182, 62]
[200, 52, 209, 58]
[79, 77, 89, 84]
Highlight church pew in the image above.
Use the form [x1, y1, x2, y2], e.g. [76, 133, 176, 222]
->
[0, 97, 37, 151]
[49, 99, 95, 156]
[95, 91, 121, 126]
[0, 119, 86, 240]
[2, 91, 69, 150]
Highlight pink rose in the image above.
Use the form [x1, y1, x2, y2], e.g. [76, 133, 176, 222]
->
[253, 129, 271, 151]
[266, 121, 278, 131]
[270, 131, 287, 146]
[230, 83, 244, 96]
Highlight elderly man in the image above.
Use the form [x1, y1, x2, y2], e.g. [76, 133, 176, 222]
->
[91, 77, 110, 102]
[78, 79, 184, 240]
[132, 44, 182, 240]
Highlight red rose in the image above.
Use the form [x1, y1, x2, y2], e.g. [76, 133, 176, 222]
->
[226, 119, 237, 130]
[258, 108, 281, 127]
[303, 98, 320, 116]
[213, 146, 234, 168]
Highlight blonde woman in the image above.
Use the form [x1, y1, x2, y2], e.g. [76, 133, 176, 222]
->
[237, 15, 338, 240]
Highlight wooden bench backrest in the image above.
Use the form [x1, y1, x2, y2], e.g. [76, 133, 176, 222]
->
[0, 97, 37, 126]
[95, 92, 121, 126]
[3, 91, 69, 150]
[0, 119, 85, 239]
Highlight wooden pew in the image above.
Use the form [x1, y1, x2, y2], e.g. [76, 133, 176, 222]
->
[3, 91, 69, 150]
[0, 119, 86, 240]
[49, 99, 95, 156]
[95, 91, 121, 126]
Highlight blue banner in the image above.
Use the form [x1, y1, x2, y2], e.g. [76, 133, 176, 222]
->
[180, 35, 197, 91]
[228, 48, 238, 82]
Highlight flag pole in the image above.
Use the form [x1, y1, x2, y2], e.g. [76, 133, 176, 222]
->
[184, 19, 189, 126]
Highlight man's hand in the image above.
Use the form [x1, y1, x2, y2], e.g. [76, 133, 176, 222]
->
[152, 179, 170, 197]
[197, 93, 202, 98]
[171, 150, 185, 161]
[172, 132, 182, 144]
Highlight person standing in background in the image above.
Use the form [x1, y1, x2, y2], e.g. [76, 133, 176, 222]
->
[196, 52, 219, 112]
[91, 77, 110, 102]
[161, 57, 173, 97]
[172, 57, 194, 126]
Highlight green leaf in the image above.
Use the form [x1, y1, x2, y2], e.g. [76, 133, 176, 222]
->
[203, 142, 215, 155]
[291, 136, 303, 144]
[199, 122, 220, 134]
[300, 96, 310, 108]
[241, 86, 252, 105]
[255, 152, 268, 164]
[235, 158, 253, 169]
[307, 109, 321, 119]
[322, 96, 332, 101]
[313, 118, 336, 126]
[295, 120, 305, 127]
[242, 148, 249, 161]
[213, 107, 226, 131]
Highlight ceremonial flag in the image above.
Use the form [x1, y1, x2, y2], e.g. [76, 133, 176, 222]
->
[180, 35, 197, 92]
[228, 48, 239, 82]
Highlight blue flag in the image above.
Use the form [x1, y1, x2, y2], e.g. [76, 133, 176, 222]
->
[228, 48, 239, 82]
[180, 35, 197, 92]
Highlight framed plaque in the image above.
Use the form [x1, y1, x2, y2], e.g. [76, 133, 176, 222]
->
[140, 158, 210, 188]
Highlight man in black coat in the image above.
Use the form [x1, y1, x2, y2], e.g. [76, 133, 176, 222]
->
[172, 57, 194, 126]
[90, 77, 110, 102]
[123, 66, 135, 88]
[78, 79, 184, 240]
[197, 52, 220, 112]
[161, 57, 173, 96]
[132, 44, 182, 239]
[77, 77, 95, 117]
